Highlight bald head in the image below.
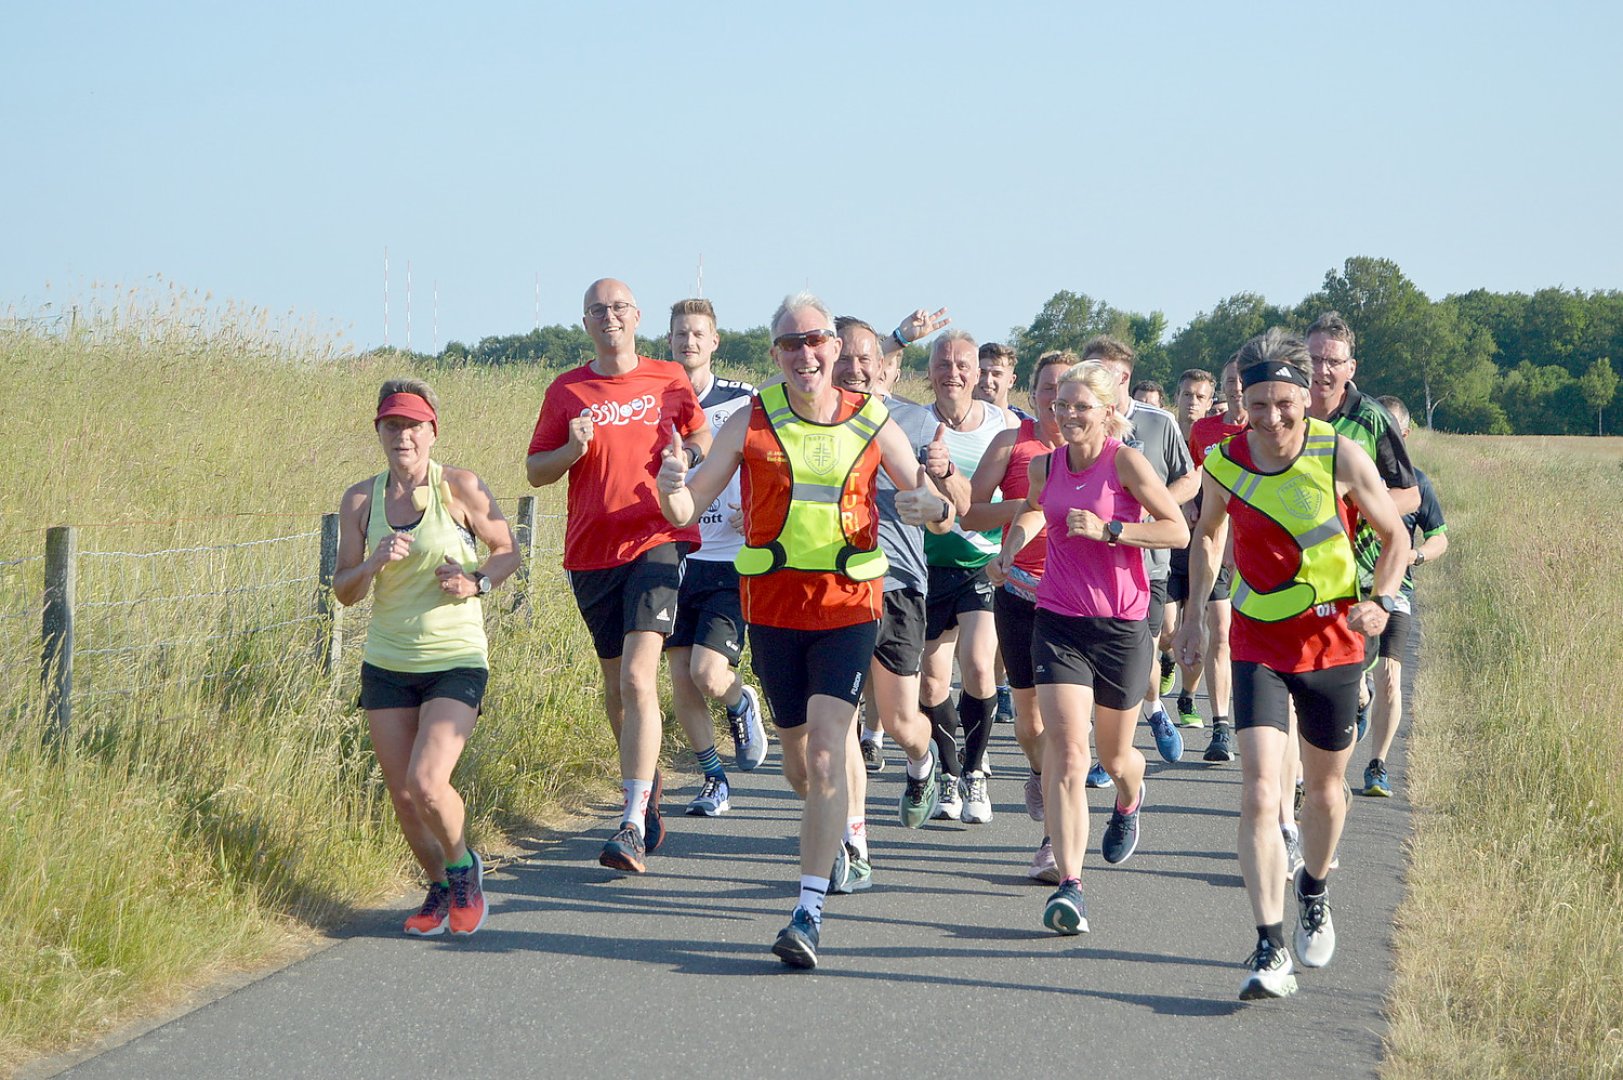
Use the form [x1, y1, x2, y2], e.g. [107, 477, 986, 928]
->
[581, 278, 641, 361]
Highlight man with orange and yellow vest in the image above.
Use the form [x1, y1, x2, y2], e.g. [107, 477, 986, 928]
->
[656, 292, 956, 970]
[1175, 328, 1410, 1003]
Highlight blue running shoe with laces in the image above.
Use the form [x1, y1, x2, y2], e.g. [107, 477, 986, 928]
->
[1085, 762, 1113, 789]
[772, 908, 820, 969]
[1146, 706, 1184, 763]
[1043, 879, 1089, 935]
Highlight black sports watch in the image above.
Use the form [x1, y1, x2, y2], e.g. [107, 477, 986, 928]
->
[1374, 593, 1409, 615]
[472, 571, 492, 596]
[1105, 520, 1124, 545]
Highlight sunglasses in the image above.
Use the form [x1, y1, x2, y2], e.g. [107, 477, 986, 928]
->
[773, 329, 838, 351]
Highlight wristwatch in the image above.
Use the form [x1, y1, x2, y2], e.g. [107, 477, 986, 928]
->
[472, 571, 492, 596]
[1413, 550, 1426, 566]
[1105, 520, 1124, 545]
[1374, 593, 1410, 615]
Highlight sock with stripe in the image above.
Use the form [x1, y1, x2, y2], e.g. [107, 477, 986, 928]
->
[798, 876, 829, 923]
[694, 744, 726, 781]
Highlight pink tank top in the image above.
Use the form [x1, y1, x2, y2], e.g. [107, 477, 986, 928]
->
[1036, 438, 1150, 620]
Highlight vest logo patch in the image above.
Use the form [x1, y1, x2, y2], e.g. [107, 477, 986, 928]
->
[804, 433, 838, 476]
[1278, 475, 1323, 521]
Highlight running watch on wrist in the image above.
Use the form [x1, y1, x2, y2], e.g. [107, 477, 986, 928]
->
[1105, 520, 1124, 545]
[1413, 550, 1426, 566]
[472, 571, 491, 596]
[1375, 593, 1409, 615]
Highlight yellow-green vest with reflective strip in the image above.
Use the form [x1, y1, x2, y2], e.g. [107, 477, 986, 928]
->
[1204, 419, 1357, 623]
[735, 384, 891, 582]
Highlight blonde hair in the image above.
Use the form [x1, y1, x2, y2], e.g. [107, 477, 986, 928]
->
[1057, 362, 1132, 439]
[377, 377, 438, 413]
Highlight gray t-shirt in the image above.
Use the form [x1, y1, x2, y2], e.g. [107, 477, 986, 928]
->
[875, 396, 936, 595]
[1123, 399, 1193, 582]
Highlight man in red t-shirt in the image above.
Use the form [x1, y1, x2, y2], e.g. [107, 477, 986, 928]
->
[526, 277, 711, 874]
[1176, 329, 1409, 1002]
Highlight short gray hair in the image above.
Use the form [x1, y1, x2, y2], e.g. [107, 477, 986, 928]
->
[771, 291, 834, 336]
[930, 327, 978, 359]
[1234, 327, 1311, 370]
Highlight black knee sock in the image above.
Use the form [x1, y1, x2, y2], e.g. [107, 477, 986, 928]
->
[923, 698, 959, 777]
[958, 692, 996, 774]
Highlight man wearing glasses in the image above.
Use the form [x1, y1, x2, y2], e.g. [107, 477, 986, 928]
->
[526, 278, 711, 874]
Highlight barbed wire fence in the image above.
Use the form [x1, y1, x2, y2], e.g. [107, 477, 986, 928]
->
[6, 497, 564, 740]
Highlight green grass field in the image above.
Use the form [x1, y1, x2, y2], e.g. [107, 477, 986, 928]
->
[3, 311, 1620, 1076]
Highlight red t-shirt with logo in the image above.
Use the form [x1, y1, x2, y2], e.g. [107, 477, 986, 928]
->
[1221, 431, 1364, 673]
[1188, 414, 1247, 467]
[529, 357, 706, 571]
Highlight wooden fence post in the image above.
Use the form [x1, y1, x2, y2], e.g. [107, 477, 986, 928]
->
[42, 525, 77, 740]
[512, 496, 536, 614]
[317, 513, 342, 673]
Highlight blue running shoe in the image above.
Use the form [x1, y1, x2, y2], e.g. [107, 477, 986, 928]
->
[1361, 760, 1392, 797]
[772, 908, 820, 969]
[995, 684, 1015, 724]
[1085, 762, 1113, 789]
[729, 686, 769, 771]
[1043, 880, 1089, 935]
[686, 775, 730, 816]
[1101, 782, 1144, 865]
[1147, 707, 1184, 763]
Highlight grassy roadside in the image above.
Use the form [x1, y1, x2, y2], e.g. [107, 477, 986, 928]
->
[1384, 432, 1623, 1078]
[0, 320, 628, 1071]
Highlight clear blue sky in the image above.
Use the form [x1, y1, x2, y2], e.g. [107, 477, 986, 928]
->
[6, 1, 1619, 353]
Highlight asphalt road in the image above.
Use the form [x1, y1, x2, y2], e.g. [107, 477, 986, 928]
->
[44, 661, 1417, 1080]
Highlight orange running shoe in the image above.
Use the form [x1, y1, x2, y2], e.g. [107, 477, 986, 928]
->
[446, 850, 487, 936]
[404, 881, 451, 937]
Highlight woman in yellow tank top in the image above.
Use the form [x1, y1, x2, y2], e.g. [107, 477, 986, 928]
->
[332, 379, 520, 938]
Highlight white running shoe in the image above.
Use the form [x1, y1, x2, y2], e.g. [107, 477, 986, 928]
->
[932, 774, 963, 821]
[1027, 837, 1060, 884]
[1293, 869, 1337, 968]
[960, 771, 993, 824]
[1239, 938, 1298, 1000]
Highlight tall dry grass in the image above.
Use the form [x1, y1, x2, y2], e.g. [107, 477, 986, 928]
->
[1385, 432, 1623, 1079]
[0, 300, 619, 1070]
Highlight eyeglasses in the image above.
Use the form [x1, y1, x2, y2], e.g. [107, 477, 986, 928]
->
[1309, 354, 1352, 370]
[586, 301, 637, 320]
[1052, 401, 1105, 415]
[773, 329, 838, 351]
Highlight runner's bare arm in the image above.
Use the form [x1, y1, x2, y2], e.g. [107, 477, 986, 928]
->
[1338, 435, 1412, 635]
[960, 428, 1020, 532]
[1109, 445, 1192, 550]
[879, 307, 951, 357]
[658, 407, 747, 527]
[989, 454, 1048, 582]
[442, 466, 522, 593]
[526, 414, 593, 488]
[879, 419, 955, 534]
[333, 481, 402, 606]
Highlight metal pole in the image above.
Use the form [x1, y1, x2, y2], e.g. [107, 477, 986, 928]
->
[513, 496, 536, 614]
[317, 513, 342, 673]
[42, 526, 77, 739]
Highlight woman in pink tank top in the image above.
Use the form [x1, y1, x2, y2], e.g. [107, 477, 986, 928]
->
[991, 361, 1187, 935]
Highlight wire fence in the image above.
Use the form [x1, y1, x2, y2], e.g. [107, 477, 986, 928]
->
[3, 497, 566, 737]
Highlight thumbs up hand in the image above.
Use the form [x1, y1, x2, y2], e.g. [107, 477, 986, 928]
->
[896, 464, 947, 528]
[657, 422, 688, 494]
[924, 423, 954, 480]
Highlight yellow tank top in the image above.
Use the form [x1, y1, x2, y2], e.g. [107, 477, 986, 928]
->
[363, 459, 488, 672]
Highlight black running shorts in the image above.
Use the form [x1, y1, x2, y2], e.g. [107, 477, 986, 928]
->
[993, 587, 1038, 690]
[665, 557, 744, 664]
[1232, 660, 1362, 752]
[1030, 608, 1151, 711]
[360, 662, 488, 712]
[748, 620, 880, 729]
[567, 542, 687, 660]
[874, 588, 927, 677]
[925, 565, 995, 640]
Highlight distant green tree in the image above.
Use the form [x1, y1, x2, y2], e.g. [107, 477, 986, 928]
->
[1166, 293, 1295, 375]
[1579, 356, 1618, 435]
[1012, 290, 1166, 388]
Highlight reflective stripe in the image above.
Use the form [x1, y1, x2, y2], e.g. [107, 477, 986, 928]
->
[1294, 518, 1347, 549]
[790, 482, 843, 503]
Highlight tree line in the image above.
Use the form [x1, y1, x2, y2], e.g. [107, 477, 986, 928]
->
[392, 256, 1619, 435]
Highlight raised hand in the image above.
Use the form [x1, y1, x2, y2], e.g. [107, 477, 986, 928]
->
[657, 421, 688, 494]
[924, 422, 953, 479]
[567, 412, 595, 455]
[371, 530, 413, 569]
[896, 465, 945, 527]
[896, 307, 952, 346]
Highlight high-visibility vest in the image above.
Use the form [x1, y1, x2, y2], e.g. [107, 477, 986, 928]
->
[735, 383, 891, 582]
[1204, 419, 1357, 623]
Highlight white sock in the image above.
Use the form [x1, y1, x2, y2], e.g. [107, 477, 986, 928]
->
[1282, 821, 1300, 841]
[844, 817, 869, 860]
[906, 750, 934, 780]
[861, 729, 884, 749]
[621, 779, 653, 837]
[798, 875, 829, 923]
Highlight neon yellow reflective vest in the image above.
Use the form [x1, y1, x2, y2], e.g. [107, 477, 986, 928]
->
[1203, 418, 1357, 623]
[735, 384, 891, 582]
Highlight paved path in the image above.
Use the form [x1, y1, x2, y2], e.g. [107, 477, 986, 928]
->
[48, 681, 1413, 1080]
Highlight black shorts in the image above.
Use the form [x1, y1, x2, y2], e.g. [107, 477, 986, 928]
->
[359, 662, 488, 712]
[874, 588, 927, 677]
[1167, 557, 1233, 604]
[666, 557, 744, 664]
[925, 565, 995, 640]
[567, 542, 687, 660]
[1030, 608, 1151, 711]
[1232, 660, 1362, 752]
[749, 620, 879, 729]
[993, 587, 1038, 690]
[1146, 577, 1169, 638]
[1377, 608, 1412, 662]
